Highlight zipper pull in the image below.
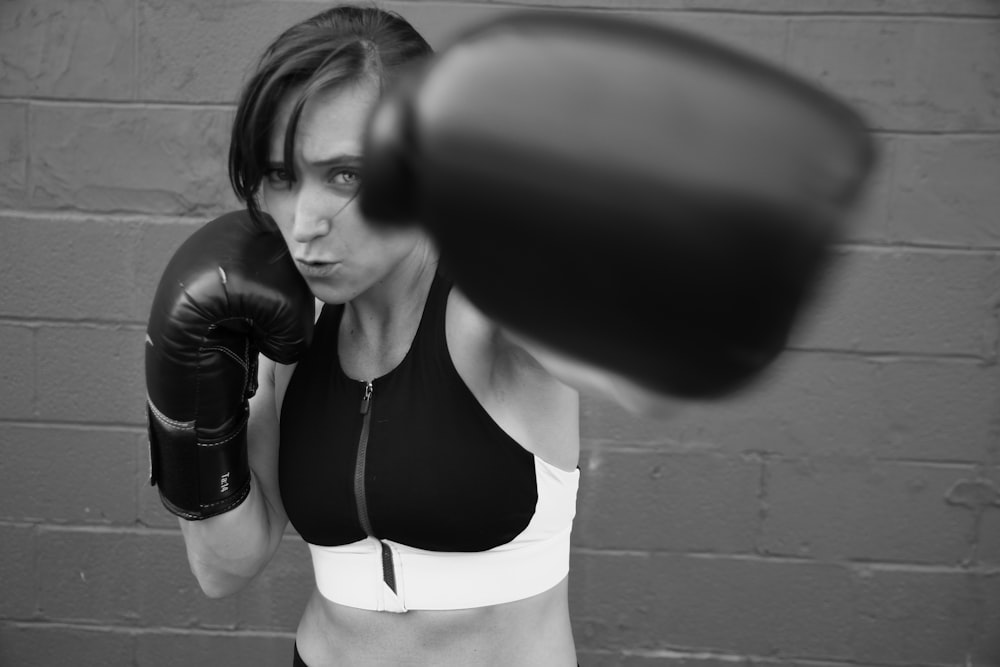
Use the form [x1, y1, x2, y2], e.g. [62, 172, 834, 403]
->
[360, 381, 373, 415]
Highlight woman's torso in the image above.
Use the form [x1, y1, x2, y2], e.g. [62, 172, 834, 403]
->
[274, 272, 580, 666]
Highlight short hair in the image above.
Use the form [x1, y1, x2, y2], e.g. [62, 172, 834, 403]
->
[228, 4, 433, 225]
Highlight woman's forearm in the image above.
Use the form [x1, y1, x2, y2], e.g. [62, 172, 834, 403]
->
[178, 475, 279, 598]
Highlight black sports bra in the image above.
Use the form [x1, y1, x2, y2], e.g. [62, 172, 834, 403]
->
[278, 271, 579, 612]
[279, 271, 539, 552]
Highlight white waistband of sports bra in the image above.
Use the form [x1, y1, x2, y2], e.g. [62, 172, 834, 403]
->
[307, 524, 573, 613]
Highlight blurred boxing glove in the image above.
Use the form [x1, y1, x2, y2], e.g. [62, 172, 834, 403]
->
[361, 12, 875, 398]
[145, 211, 314, 520]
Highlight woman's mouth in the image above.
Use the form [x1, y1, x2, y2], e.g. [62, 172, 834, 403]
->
[296, 259, 340, 278]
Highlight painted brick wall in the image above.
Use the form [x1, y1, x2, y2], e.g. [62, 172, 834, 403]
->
[1, 1, 998, 666]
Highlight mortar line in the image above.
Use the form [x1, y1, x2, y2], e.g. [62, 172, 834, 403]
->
[754, 451, 770, 556]
[0, 209, 205, 224]
[0, 419, 147, 432]
[29, 325, 39, 428]
[617, 645, 957, 667]
[831, 242, 1000, 255]
[416, 0, 1000, 19]
[133, 0, 140, 103]
[0, 97, 237, 110]
[580, 444, 995, 468]
[783, 345, 997, 362]
[571, 546, 1000, 573]
[29, 523, 180, 536]
[0, 316, 148, 329]
[23, 98, 33, 203]
[2, 619, 298, 640]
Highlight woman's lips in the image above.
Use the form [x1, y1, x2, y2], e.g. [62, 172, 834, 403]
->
[295, 259, 340, 278]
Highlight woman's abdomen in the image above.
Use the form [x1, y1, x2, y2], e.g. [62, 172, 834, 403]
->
[294, 577, 575, 667]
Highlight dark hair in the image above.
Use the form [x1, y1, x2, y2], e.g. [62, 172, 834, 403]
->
[228, 4, 432, 225]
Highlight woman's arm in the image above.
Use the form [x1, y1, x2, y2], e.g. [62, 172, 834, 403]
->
[498, 325, 683, 420]
[450, 286, 680, 421]
[179, 356, 289, 598]
[361, 13, 873, 404]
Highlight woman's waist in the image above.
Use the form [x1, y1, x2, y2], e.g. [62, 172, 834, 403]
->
[297, 577, 575, 667]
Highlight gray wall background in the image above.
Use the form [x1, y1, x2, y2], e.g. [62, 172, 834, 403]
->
[1, 0, 999, 665]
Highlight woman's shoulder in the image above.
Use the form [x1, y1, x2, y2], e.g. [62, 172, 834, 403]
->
[444, 286, 504, 384]
[445, 287, 496, 343]
[444, 285, 572, 394]
[445, 285, 580, 471]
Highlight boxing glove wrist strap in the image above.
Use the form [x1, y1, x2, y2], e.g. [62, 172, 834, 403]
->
[146, 398, 252, 521]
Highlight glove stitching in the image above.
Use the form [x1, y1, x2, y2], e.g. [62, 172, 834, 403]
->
[196, 413, 249, 448]
[146, 397, 194, 430]
[243, 334, 252, 399]
[201, 344, 249, 374]
[199, 480, 252, 511]
[161, 480, 251, 517]
[195, 314, 250, 428]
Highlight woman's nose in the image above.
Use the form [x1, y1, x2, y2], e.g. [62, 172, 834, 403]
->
[290, 188, 333, 243]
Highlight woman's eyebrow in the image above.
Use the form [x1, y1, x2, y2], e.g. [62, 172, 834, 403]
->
[266, 154, 363, 169]
[311, 154, 363, 167]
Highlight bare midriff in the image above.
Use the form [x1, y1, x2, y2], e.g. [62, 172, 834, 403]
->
[294, 576, 576, 667]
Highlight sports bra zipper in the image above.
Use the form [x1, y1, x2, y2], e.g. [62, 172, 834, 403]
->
[353, 380, 398, 596]
[354, 380, 375, 536]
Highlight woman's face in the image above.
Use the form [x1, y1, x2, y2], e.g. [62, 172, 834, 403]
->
[261, 80, 425, 304]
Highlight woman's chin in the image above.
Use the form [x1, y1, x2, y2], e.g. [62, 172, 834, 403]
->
[304, 277, 356, 306]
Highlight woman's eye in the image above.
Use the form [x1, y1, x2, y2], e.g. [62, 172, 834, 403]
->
[264, 167, 293, 188]
[330, 169, 360, 187]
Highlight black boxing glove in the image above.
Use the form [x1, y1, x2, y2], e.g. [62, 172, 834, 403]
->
[361, 12, 875, 398]
[145, 210, 314, 520]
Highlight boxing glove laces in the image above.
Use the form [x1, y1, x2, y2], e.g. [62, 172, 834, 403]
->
[145, 211, 314, 520]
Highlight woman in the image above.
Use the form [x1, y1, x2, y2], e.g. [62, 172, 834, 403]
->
[150, 5, 873, 666]
[174, 6, 636, 666]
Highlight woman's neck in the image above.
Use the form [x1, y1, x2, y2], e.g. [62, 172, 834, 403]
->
[343, 240, 439, 343]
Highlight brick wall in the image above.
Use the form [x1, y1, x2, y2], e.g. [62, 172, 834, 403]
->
[1, 1, 998, 666]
